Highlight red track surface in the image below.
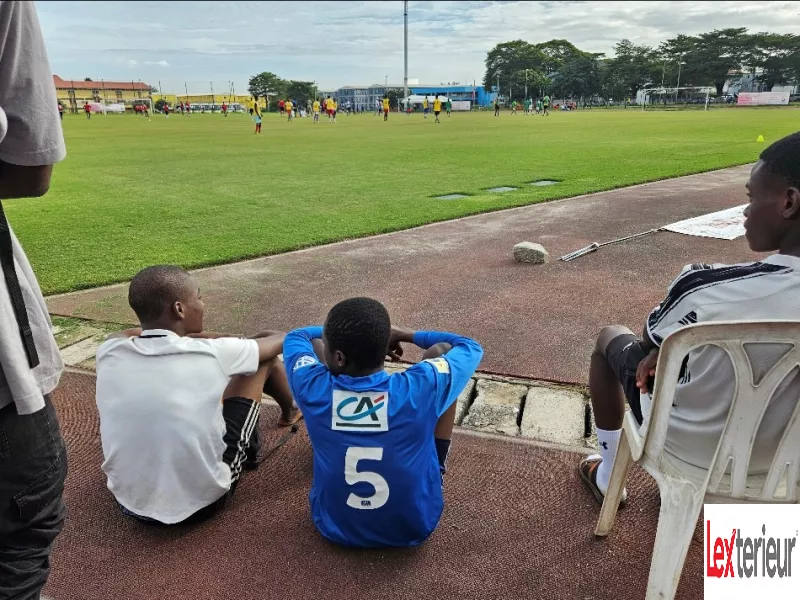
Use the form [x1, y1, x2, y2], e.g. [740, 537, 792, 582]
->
[47, 165, 757, 384]
[45, 372, 703, 600]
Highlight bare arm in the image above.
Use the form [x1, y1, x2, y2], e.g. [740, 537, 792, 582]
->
[186, 329, 284, 340]
[255, 333, 285, 363]
[0, 161, 54, 199]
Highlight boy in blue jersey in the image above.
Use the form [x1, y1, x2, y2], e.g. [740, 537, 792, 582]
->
[284, 297, 483, 548]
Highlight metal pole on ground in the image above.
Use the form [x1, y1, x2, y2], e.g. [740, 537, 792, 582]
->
[184, 82, 189, 115]
[102, 79, 107, 115]
[210, 81, 215, 110]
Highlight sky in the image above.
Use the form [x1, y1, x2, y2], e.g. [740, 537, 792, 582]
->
[37, 0, 800, 94]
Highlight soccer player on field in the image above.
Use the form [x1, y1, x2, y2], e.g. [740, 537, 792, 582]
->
[278, 99, 285, 117]
[331, 98, 338, 123]
[446, 98, 452, 116]
[253, 96, 262, 134]
[84, 102, 91, 119]
[433, 94, 442, 123]
[511, 100, 517, 115]
[493, 98, 499, 117]
[536, 98, 542, 115]
[312, 98, 321, 123]
[163, 103, 169, 118]
[542, 94, 550, 116]
[221, 101, 228, 117]
[284, 297, 483, 548]
[423, 95, 429, 118]
[285, 99, 293, 122]
[325, 96, 333, 122]
[382, 95, 389, 121]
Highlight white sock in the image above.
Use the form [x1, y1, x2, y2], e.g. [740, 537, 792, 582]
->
[595, 428, 621, 492]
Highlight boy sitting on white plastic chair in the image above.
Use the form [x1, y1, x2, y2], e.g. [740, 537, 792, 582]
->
[579, 131, 800, 506]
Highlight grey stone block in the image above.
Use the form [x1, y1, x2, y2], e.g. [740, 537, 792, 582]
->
[520, 386, 587, 446]
[454, 379, 476, 426]
[60, 335, 105, 366]
[513, 242, 550, 264]
[461, 379, 526, 436]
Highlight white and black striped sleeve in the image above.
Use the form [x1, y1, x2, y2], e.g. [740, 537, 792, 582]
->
[646, 261, 788, 346]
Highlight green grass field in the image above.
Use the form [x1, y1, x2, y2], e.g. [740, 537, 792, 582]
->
[8, 108, 799, 295]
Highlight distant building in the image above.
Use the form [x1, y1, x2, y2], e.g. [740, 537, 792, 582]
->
[53, 75, 151, 112]
[408, 84, 495, 106]
[333, 83, 495, 110]
[724, 70, 798, 96]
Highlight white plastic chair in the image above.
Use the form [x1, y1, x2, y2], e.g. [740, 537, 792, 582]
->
[595, 320, 800, 600]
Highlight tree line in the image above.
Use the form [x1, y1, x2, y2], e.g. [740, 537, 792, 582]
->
[483, 29, 799, 101]
[247, 72, 317, 106]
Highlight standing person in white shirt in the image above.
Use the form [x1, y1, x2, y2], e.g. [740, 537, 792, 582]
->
[95, 265, 302, 525]
[579, 131, 800, 506]
[0, 2, 70, 597]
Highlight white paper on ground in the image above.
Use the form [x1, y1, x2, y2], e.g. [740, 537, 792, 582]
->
[663, 204, 747, 240]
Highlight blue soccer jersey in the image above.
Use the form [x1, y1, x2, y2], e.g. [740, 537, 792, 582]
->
[284, 327, 483, 548]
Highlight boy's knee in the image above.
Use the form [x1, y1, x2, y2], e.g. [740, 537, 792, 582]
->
[595, 325, 632, 356]
[422, 343, 452, 360]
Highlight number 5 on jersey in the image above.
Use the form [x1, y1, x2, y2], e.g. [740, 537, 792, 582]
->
[345, 447, 389, 510]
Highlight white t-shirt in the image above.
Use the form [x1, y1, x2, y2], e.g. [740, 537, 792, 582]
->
[95, 330, 259, 523]
[0, 1, 67, 414]
[646, 254, 800, 470]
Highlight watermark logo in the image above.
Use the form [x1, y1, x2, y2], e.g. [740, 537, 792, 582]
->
[705, 504, 799, 598]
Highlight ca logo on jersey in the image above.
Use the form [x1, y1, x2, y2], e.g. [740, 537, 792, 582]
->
[332, 390, 388, 432]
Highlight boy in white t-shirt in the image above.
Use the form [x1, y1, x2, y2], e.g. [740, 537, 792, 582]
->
[95, 265, 302, 525]
[579, 131, 800, 506]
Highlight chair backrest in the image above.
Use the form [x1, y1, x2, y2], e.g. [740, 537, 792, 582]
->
[643, 321, 800, 502]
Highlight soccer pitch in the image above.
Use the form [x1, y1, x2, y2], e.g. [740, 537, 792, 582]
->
[9, 108, 798, 295]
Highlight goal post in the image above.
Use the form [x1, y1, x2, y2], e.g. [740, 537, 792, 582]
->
[638, 86, 716, 110]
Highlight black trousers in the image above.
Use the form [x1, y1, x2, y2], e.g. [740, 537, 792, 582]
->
[0, 396, 67, 600]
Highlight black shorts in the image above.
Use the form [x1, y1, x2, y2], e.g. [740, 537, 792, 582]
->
[120, 396, 261, 525]
[605, 334, 650, 425]
[434, 111, 440, 116]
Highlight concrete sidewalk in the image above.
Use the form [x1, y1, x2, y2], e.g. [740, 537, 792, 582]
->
[48, 164, 757, 385]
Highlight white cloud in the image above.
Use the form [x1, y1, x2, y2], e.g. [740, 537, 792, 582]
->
[126, 59, 137, 68]
[35, 1, 800, 91]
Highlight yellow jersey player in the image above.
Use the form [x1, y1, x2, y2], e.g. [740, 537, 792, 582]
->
[433, 94, 442, 123]
[382, 95, 390, 121]
[285, 99, 294, 121]
[312, 98, 321, 123]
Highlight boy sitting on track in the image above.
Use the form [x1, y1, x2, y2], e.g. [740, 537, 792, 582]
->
[284, 297, 483, 547]
[579, 131, 800, 506]
[95, 265, 301, 525]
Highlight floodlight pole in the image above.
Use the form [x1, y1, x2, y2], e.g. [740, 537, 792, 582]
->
[403, 1, 408, 101]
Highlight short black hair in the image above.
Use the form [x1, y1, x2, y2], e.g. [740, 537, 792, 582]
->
[128, 265, 194, 322]
[324, 297, 391, 370]
[760, 131, 800, 189]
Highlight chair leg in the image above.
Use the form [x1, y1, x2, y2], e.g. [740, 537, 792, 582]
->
[645, 477, 703, 600]
[595, 429, 633, 537]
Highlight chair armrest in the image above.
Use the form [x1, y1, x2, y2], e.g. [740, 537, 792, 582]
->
[622, 411, 645, 461]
